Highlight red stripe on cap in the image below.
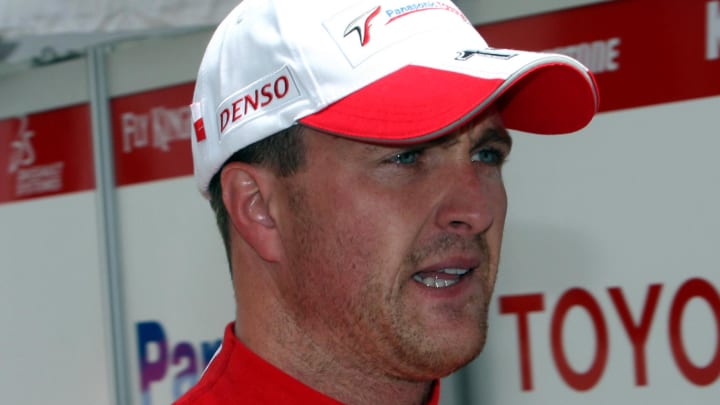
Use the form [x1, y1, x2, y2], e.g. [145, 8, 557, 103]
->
[193, 118, 207, 142]
[301, 66, 503, 141]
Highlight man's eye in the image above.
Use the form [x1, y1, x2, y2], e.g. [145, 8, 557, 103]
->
[472, 148, 506, 165]
[390, 150, 421, 165]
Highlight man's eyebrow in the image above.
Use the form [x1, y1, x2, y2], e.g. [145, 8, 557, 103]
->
[433, 124, 512, 150]
[473, 126, 513, 150]
[359, 124, 512, 153]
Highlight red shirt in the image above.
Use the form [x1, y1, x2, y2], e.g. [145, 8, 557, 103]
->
[174, 323, 441, 404]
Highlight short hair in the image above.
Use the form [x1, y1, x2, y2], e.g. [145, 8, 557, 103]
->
[207, 125, 306, 269]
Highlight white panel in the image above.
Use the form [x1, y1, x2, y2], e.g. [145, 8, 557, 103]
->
[98, 28, 239, 404]
[0, 193, 113, 405]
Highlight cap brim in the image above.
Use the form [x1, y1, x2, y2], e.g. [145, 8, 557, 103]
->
[300, 58, 599, 143]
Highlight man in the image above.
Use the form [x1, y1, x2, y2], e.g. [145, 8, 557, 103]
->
[178, 0, 598, 404]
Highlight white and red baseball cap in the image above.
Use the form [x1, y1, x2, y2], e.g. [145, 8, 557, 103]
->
[191, 0, 599, 195]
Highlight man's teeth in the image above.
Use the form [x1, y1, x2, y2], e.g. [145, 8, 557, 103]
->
[413, 268, 469, 288]
[441, 268, 468, 276]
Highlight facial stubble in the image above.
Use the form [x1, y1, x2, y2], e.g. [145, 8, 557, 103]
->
[281, 185, 496, 382]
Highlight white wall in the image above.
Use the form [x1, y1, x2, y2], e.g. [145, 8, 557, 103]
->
[475, 95, 720, 404]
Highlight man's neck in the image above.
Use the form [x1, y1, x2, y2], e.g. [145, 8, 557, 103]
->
[235, 309, 436, 405]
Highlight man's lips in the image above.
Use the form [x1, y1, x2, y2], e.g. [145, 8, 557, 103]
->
[412, 268, 473, 288]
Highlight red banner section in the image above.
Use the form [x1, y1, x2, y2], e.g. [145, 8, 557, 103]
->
[0, 105, 94, 204]
[477, 0, 720, 112]
[111, 83, 195, 186]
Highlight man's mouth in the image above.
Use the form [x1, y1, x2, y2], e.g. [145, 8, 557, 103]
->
[412, 268, 472, 288]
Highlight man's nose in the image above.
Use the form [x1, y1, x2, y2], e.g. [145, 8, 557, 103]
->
[434, 162, 505, 236]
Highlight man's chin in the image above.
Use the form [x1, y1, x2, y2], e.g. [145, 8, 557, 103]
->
[396, 329, 487, 381]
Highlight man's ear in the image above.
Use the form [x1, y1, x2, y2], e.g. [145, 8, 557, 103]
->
[221, 162, 282, 262]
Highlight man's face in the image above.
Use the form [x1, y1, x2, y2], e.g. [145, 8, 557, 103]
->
[272, 111, 511, 381]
